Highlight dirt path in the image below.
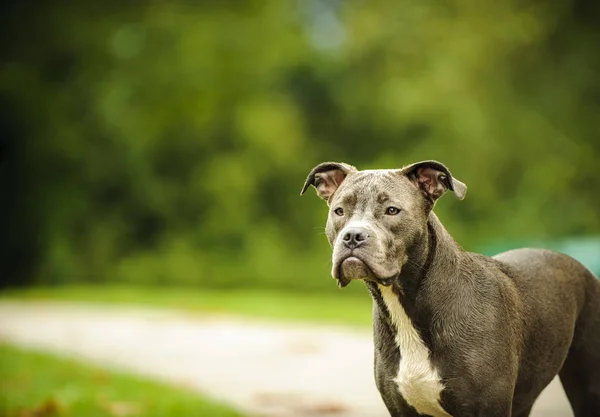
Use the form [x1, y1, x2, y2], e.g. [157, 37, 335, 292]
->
[0, 301, 572, 417]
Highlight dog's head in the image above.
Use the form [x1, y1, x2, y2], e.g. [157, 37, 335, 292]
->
[301, 161, 466, 287]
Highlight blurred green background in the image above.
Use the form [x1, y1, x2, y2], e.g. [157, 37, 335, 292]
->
[2, 0, 599, 292]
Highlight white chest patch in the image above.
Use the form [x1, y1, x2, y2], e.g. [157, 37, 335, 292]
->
[379, 285, 452, 417]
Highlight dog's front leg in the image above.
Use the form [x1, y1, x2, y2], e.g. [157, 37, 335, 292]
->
[455, 391, 513, 417]
[473, 401, 512, 417]
[442, 376, 515, 417]
[378, 396, 422, 417]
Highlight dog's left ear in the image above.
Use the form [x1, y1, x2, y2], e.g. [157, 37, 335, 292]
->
[301, 162, 357, 203]
[402, 160, 467, 202]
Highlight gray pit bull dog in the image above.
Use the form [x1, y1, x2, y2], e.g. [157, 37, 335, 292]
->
[301, 160, 600, 417]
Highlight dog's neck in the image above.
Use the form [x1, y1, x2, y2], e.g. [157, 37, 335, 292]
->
[405, 212, 462, 289]
[366, 211, 463, 346]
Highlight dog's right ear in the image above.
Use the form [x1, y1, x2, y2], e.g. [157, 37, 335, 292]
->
[300, 162, 357, 203]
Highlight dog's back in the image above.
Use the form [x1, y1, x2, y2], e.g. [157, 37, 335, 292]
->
[494, 248, 600, 416]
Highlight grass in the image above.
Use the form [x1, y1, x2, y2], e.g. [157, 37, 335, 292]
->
[0, 284, 373, 327]
[0, 343, 245, 417]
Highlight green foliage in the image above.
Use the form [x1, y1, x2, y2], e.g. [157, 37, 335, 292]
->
[1, 0, 599, 289]
[0, 343, 245, 417]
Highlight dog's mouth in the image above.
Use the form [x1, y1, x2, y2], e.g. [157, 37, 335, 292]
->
[335, 256, 400, 288]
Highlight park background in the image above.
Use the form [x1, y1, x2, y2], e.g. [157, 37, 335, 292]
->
[2, 0, 600, 291]
[1, 1, 599, 416]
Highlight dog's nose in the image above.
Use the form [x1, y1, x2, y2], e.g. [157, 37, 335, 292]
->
[342, 227, 369, 249]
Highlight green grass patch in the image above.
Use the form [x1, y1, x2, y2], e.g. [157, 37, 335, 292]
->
[1, 284, 373, 327]
[0, 343, 245, 417]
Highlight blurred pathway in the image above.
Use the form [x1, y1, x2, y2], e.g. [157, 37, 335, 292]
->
[0, 301, 572, 417]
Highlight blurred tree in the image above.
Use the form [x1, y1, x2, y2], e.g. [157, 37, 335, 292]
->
[1, 0, 598, 289]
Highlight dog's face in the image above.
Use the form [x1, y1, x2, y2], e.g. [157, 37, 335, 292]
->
[324, 170, 429, 287]
[301, 161, 466, 287]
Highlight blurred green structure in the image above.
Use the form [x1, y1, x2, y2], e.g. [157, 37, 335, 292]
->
[484, 237, 600, 276]
[1, 0, 599, 290]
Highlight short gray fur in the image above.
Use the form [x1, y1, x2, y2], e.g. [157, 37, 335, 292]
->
[301, 160, 600, 417]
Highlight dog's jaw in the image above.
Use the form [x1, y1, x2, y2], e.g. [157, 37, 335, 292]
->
[340, 257, 369, 279]
[334, 255, 401, 288]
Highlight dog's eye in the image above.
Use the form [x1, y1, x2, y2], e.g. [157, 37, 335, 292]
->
[334, 207, 344, 216]
[385, 207, 401, 215]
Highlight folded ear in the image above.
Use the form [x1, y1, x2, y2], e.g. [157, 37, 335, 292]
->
[301, 162, 357, 203]
[402, 160, 467, 202]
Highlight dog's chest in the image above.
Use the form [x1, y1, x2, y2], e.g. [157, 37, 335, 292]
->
[379, 286, 451, 417]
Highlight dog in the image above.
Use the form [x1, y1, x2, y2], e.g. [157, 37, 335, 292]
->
[301, 160, 600, 417]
